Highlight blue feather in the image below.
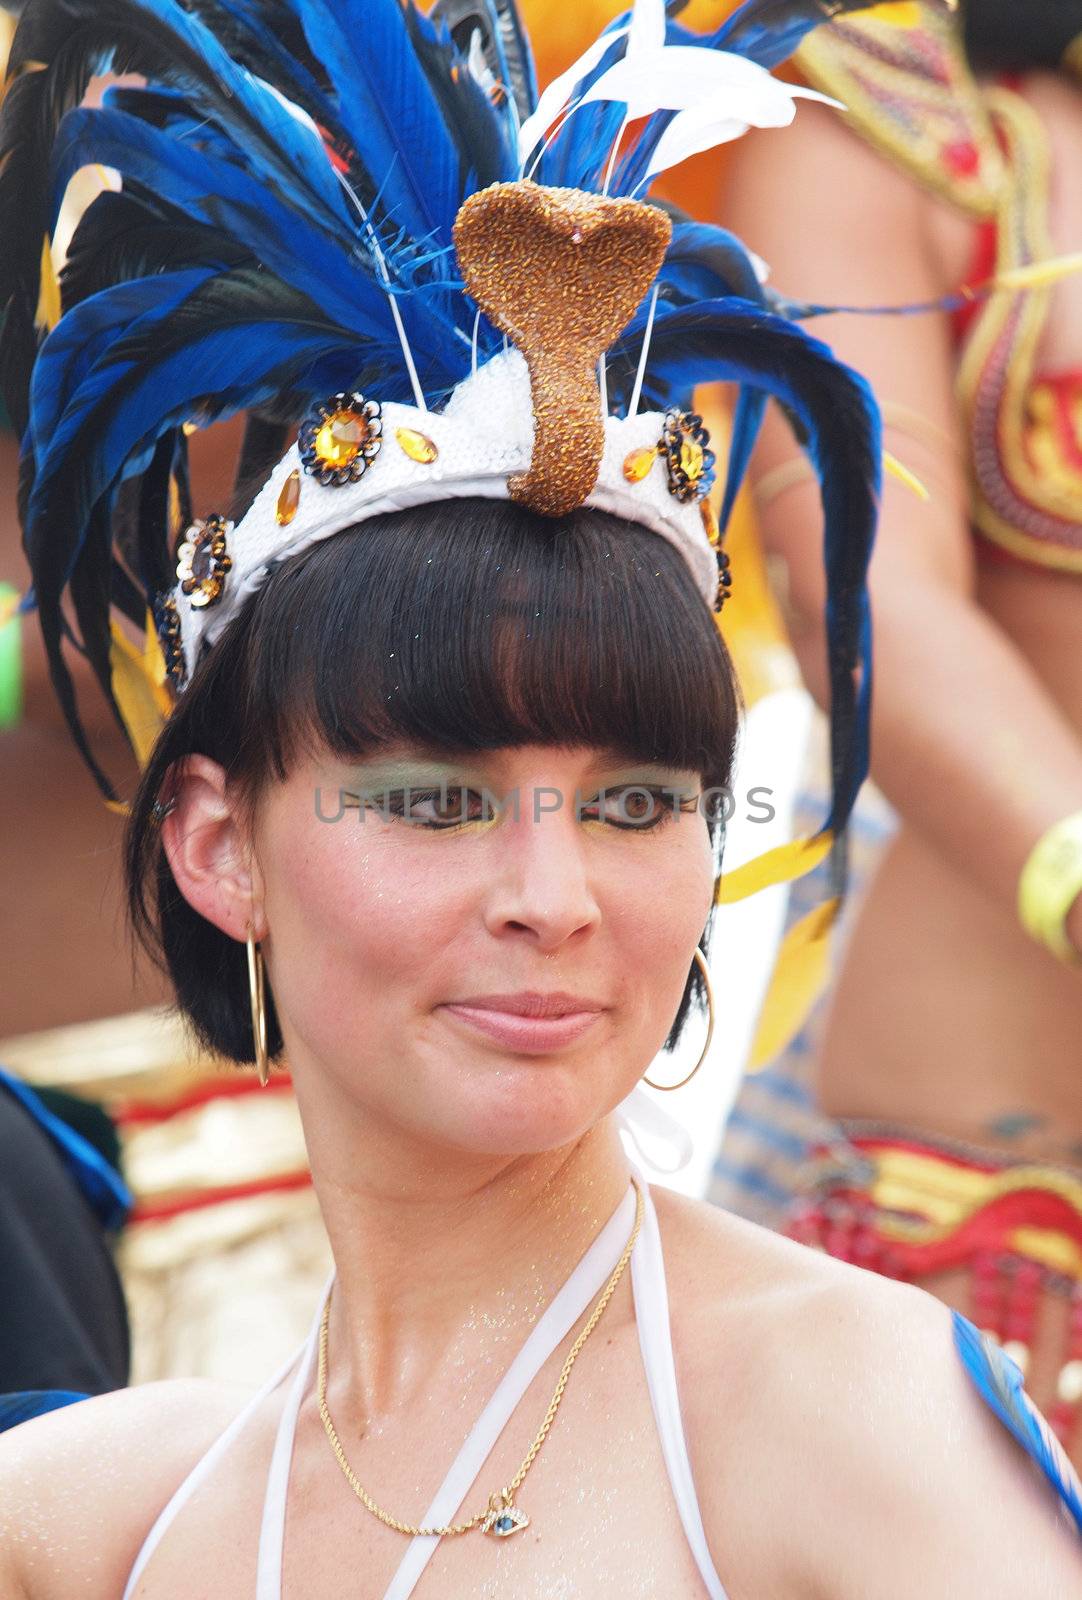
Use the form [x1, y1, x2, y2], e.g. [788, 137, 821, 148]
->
[101, 0, 356, 234]
[719, 387, 768, 532]
[291, 0, 465, 248]
[709, 0, 909, 69]
[28, 271, 221, 457]
[50, 110, 417, 355]
[952, 1311, 1082, 1535]
[659, 221, 767, 307]
[27, 304, 363, 592]
[613, 296, 880, 848]
[186, 0, 342, 135]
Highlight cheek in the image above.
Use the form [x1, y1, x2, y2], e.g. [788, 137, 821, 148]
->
[256, 803, 460, 1053]
[604, 819, 716, 1021]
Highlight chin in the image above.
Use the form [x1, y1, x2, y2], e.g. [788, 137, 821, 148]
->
[425, 1049, 620, 1159]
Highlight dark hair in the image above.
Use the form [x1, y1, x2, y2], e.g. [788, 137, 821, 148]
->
[125, 496, 741, 1068]
[964, 0, 1082, 71]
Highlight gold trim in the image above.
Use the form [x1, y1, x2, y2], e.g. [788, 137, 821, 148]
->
[796, 6, 1004, 219]
[955, 89, 1082, 573]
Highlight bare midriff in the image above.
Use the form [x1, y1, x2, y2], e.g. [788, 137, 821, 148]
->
[818, 72, 1082, 1170]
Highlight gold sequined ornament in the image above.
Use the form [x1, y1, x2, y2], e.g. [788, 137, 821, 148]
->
[151, 590, 187, 688]
[453, 182, 672, 517]
[661, 410, 716, 504]
[275, 468, 301, 526]
[175, 515, 233, 608]
[299, 391, 383, 486]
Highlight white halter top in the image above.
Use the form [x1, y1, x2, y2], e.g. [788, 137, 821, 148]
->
[121, 1094, 728, 1600]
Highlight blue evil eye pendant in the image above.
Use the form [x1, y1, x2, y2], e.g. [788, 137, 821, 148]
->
[481, 1487, 529, 1539]
[152, 590, 187, 689]
[661, 409, 716, 504]
[299, 391, 383, 486]
[175, 514, 233, 609]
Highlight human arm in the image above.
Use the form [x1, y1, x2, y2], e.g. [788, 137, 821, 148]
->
[721, 103, 1082, 953]
[806, 1277, 1082, 1598]
[0, 1379, 248, 1600]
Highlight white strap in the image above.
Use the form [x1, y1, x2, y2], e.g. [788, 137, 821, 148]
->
[120, 1338, 311, 1600]
[614, 1082, 694, 1175]
[376, 1178, 639, 1600]
[628, 1160, 729, 1600]
[256, 1269, 336, 1599]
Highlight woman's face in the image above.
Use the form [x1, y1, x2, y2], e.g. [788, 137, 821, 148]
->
[248, 742, 716, 1158]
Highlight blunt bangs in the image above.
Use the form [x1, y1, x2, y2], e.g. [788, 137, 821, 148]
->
[233, 497, 739, 794]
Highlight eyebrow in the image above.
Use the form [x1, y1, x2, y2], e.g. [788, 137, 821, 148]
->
[349, 744, 696, 774]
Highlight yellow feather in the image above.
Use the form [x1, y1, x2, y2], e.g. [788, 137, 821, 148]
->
[991, 252, 1082, 292]
[108, 618, 172, 771]
[715, 830, 833, 905]
[884, 449, 930, 501]
[35, 235, 61, 332]
[746, 897, 841, 1072]
[142, 604, 170, 693]
[863, 2, 922, 25]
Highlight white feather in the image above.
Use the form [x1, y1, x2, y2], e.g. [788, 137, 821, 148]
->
[627, 0, 666, 57]
[516, 23, 630, 164]
[640, 86, 841, 182]
[580, 46, 842, 124]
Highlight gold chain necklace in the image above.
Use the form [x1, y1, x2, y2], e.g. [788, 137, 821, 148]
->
[316, 1174, 644, 1540]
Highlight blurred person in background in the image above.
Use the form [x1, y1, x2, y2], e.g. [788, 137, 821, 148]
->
[712, 0, 1082, 1470]
[0, 1066, 130, 1417]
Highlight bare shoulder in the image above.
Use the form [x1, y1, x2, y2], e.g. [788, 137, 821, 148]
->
[0, 1378, 254, 1600]
[655, 1188, 1082, 1598]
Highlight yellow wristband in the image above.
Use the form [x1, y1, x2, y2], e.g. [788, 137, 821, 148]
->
[1018, 809, 1082, 965]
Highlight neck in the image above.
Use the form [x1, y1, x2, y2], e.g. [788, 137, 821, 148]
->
[296, 1090, 636, 1419]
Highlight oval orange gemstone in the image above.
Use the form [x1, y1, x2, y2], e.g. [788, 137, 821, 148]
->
[700, 498, 720, 547]
[623, 446, 658, 483]
[395, 427, 439, 464]
[314, 409, 369, 467]
[679, 438, 704, 481]
[276, 468, 302, 526]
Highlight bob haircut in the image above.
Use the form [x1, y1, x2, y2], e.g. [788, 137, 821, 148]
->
[125, 496, 742, 1068]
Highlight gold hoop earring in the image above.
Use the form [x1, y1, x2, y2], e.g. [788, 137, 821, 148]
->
[642, 945, 715, 1092]
[246, 922, 270, 1088]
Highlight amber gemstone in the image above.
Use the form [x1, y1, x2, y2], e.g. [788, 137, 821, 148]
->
[314, 409, 370, 467]
[623, 446, 658, 483]
[276, 468, 301, 526]
[679, 438, 705, 481]
[395, 427, 439, 464]
[700, 498, 720, 547]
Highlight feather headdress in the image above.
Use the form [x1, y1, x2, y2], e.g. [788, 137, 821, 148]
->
[0, 0, 940, 1062]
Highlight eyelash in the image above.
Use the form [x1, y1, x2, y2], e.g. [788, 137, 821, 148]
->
[352, 786, 699, 831]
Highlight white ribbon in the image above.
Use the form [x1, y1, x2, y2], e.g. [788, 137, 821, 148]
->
[613, 1081, 694, 1176]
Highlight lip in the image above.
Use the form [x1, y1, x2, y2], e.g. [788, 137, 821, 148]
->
[439, 992, 607, 1054]
[446, 991, 605, 1017]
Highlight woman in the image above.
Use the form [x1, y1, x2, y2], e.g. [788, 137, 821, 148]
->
[0, 0, 1079, 1594]
[713, 0, 1082, 1466]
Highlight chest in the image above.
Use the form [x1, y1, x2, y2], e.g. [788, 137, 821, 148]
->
[127, 1330, 727, 1600]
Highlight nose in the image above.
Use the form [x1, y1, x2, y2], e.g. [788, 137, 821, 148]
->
[482, 790, 602, 951]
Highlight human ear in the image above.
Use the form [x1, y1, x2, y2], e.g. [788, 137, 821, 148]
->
[160, 754, 265, 942]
